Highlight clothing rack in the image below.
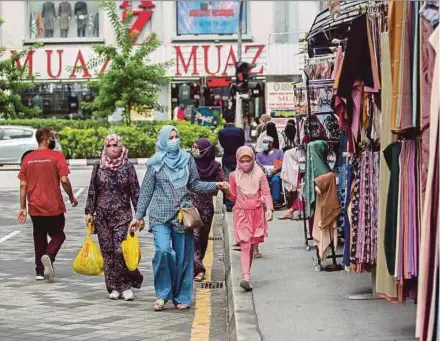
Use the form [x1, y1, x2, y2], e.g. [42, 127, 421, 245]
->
[297, 66, 343, 272]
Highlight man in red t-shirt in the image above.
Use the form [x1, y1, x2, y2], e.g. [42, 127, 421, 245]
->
[17, 128, 78, 281]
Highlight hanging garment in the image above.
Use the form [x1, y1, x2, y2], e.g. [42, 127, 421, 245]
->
[304, 140, 329, 217]
[75, 1, 88, 29]
[280, 147, 300, 192]
[376, 33, 399, 301]
[42, 2, 56, 30]
[383, 141, 402, 276]
[312, 172, 340, 260]
[58, 1, 72, 30]
[416, 25, 440, 341]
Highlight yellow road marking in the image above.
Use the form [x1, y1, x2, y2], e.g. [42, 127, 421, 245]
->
[190, 204, 215, 341]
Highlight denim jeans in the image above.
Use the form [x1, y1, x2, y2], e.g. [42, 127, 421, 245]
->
[268, 175, 281, 201]
[152, 224, 194, 306]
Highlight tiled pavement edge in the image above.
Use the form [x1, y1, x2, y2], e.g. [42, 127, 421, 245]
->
[0, 189, 228, 341]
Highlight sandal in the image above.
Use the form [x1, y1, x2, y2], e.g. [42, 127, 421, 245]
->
[253, 248, 262, 258]
[278, 213, 293, 220]
[153, 299, 167, 311]
[175, 303, 190, 310]
[194, 272, 205, 282]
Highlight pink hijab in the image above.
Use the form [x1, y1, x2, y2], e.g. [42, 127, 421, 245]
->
[235, 146, 265, 195]
[100, 135, 128, 170]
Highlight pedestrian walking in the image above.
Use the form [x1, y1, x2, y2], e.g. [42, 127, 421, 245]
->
[129, 125, 228, 311]
[84, 135, 143, 301]
[227, 146, 273, 292]
[190, 138, 226, 282]
[17, 127, 78, 281]
[218, 114, 245, 211]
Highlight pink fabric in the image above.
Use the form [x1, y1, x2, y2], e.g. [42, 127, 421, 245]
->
[331, 46, 344, 80]
[235, 146, 265, 195]
[100, 135, 128, 170]
[240, 242, 254, 280]
[228, 172, 273, 245]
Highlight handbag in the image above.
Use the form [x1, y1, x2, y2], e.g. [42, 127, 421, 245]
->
[168, 182, 204, 233]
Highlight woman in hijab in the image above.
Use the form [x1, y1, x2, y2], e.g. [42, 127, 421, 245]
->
[282, 119, 297, 152]
[190, 138, 226, 282]
[85, 135, 143, 301]
[256, 121, 285, 152]
[130, 126, 228, 311]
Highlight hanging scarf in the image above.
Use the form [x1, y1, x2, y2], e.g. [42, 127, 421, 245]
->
[194, 138, 220, 180]
[235, 146, 264, 195]
[305, 140, 330, 217]
[146, 125, 190, 189]
[100, 135, 128, 170]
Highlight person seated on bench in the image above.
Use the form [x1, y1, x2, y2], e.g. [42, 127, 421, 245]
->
[256, 136, 284, 209]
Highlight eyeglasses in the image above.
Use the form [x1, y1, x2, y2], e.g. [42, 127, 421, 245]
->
[106, 144, 118, 148]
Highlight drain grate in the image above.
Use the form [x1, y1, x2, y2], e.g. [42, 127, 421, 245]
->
[208, 236, 223, 241]
[199, 281, 225, 289]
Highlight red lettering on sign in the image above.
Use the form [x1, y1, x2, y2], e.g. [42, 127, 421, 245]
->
[222, 46, 237, 76]
[120, 0, 155, 41]
[11, 50, 34, 76]
[46, 50, 63, 79]
[99, 57, 111, 74]
[202, 45, 222, 76]
[69, 50, 91, 78]
[245, 45, 265, 74]
[174, 46, 199, 76]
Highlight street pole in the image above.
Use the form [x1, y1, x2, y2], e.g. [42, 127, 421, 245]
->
[235, 0, 244, 128]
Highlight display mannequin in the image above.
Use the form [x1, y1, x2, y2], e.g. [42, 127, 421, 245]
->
[58, 1, 72, 38]
[42, 1, 56, 38]
[74, 1, 88, 37]
[68, 92, 79, 113]
[87, 12, 99, 37]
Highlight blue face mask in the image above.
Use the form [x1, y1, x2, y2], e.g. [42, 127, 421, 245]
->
[261, 143, 269, 152]
[167, 138, 180, 151]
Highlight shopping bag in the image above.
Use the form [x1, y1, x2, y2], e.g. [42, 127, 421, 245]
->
[72, 223, 104, 276]
[121, 232, 141, 271]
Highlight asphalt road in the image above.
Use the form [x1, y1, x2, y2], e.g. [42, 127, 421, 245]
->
[0, 166, 228, 341]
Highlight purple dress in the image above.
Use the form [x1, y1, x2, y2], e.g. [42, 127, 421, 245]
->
[85, 161, 143, 293]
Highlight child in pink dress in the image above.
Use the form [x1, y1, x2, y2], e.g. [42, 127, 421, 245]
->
[227, 146, 274, 291]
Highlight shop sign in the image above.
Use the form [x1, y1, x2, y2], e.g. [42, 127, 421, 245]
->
[5, 44, 266, 80]
[120, 1, 155, 43]
[266, 82, 300, 112]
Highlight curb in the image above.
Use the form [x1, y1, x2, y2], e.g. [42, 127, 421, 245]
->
[219, 193, 263, 341]
[66, 158, 148, 166]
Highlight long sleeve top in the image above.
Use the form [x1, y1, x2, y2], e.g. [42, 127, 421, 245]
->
[135, 156, 218, 233]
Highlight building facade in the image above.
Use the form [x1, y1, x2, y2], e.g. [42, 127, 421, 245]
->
[0, 1, 320, 120]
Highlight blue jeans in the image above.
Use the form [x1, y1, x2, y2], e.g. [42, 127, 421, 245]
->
[268, 175, 281, 201]
[152, 224, 194, 306]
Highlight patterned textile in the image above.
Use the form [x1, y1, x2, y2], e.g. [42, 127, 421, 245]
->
[190, 167, 225, 275]
[84, 161, 143, 293]
[135, 157, 218, 233]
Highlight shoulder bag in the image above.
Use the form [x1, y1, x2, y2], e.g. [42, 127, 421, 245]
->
[168, 181, 204, 233]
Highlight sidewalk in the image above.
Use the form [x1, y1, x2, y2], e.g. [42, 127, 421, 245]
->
[225, 213, 418, 341]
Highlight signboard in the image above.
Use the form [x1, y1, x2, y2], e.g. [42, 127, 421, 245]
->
[192, 106, 221, 127]
[266, 82, 300, 112]
[176, 1, 247, 35]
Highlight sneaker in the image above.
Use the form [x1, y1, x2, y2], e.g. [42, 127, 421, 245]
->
[109, 290, 120, 300]
[240, 279, 253, 292]
[41, 255, 55, 282]
[35, 273, 45, 281]
[122, 289, 134, 301]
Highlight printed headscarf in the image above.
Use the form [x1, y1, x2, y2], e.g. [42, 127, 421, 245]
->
[100, 135, 128, 170]
[146, 125, 190, 188]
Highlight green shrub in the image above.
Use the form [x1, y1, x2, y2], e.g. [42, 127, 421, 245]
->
[7, 119, 218, 159]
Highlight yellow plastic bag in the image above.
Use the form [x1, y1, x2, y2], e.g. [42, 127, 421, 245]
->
[121, 232, 141, 271]
[73, 223, 104, 276]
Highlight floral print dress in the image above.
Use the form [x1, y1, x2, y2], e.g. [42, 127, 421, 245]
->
[85, 161, 143, 293]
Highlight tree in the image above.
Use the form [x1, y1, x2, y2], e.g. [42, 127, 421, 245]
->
[83, 1, 171, 123]
[0, 18, 40, 118]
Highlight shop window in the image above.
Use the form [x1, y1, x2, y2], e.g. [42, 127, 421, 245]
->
[176, 1, 247, 36]
[28, 1, 100, 40]
[21, 83, 96, 118]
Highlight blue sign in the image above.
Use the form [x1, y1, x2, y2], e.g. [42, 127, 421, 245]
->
[192, 106, 221, 127]
[177, 1, 247, 35]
